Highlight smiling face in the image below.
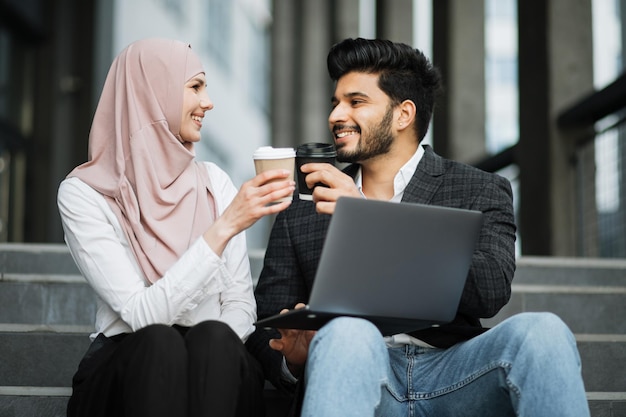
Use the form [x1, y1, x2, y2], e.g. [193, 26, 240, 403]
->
[180, 73, 213, 144]
[329, 71, 397, 164]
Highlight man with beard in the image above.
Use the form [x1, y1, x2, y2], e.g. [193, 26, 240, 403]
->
[246, 38, 590, 417]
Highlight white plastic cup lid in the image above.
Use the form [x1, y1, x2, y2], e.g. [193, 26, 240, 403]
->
[253, 146, 296, 159]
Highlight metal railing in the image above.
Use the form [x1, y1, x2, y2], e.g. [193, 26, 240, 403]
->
[560, 73, 626, 258]
[575, 115, 626, 257]
[473, 72, 626, 258]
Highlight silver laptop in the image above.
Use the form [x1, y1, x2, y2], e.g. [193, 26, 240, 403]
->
[255, 197, 484, 336]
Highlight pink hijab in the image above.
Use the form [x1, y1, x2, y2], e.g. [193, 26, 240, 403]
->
[68, 38, 216, 283]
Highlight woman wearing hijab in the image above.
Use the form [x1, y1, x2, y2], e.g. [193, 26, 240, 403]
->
[57, 38, 294, 417]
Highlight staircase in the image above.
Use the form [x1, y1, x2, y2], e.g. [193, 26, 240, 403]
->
[483, 257, 626, 416]
[1, 243, 625, 416]
[0, 244, 93, 417]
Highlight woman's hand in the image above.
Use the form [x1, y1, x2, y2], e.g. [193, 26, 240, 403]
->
[203, 169, 295, 256]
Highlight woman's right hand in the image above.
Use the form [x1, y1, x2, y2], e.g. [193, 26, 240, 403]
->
[203, 169, 295, 256]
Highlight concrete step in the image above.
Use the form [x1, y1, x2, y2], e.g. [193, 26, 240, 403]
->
[2, 254, 625, 332]
[0, 329, 292, 417]
[578, 335, 626, 393]
[0, 243, 80, 276]
[3, 395, 622, 417]
[487, 256, 626, 416]
[0, 242, 264, 283]
[482, 288, 626, 334]
[483, 256, 626, 334]
[0, 393, 291, 417]
[513, 256, 626, 286]
[0, 328, 623, 395]
[4, 274, 624, 334]
[0, 280, 96, 326]
[0, 387, 292, 417]
[0, 330, 90, 387]
[1, 245, 625, 416]
[0, 393, 69, 417]
[588, 395, 626, 417]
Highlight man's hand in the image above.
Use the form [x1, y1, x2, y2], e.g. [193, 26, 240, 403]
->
[299, 163, 362, 214]
[268, 303, 317, 378]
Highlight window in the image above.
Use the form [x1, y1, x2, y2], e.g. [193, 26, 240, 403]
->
[485, 0, 519, 154]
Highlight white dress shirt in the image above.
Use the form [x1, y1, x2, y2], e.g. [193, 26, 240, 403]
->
[57, 162, 257, 342]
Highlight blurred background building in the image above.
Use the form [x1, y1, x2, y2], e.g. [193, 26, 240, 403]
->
[0, 0, 624, 259]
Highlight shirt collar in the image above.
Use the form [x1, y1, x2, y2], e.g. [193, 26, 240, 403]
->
[355, 145, 424, 201]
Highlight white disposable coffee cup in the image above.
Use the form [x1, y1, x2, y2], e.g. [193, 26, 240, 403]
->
[253, 146, 296, 203]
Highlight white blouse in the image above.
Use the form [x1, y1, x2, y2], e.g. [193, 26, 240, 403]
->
[57, 162, 257, 342]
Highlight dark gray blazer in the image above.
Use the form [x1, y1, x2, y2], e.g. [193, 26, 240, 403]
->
[246, 145, 517, 393]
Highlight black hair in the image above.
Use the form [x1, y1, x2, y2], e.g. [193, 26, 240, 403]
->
[327, 38, 442, 141]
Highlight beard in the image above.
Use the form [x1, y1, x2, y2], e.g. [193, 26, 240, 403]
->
[336, 105, 395, 164]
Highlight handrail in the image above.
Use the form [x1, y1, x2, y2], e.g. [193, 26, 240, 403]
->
[472, 72, 626, 173]
[557, 72, 626, 129]
[472, 144, 517, 173]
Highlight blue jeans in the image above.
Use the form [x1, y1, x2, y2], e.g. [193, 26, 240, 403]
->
[301, 313, 590, 417]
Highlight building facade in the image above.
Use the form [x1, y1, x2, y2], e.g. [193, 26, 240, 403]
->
[1, 0, 624, 259]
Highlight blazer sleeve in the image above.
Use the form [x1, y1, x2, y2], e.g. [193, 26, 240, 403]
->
[457, 172, 517, 318]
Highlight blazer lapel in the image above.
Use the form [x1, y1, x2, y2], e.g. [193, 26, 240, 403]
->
[402, 145, 445, 205]
[342, 145, 445, 205]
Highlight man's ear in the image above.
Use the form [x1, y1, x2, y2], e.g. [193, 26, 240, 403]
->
[397, 100, 416, 130]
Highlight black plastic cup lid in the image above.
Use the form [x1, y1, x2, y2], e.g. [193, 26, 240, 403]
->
[296, 142, 337, 157]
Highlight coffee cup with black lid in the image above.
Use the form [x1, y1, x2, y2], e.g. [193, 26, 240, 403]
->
[295, 143, 337, 200]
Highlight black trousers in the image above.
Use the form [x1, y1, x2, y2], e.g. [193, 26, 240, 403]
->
[67, 320, 266, 417]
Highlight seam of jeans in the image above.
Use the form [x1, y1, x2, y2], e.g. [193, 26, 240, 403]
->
[408, 360, 513, 400]
[504, 370, 521, 401]
[382, 349, 415, 402]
